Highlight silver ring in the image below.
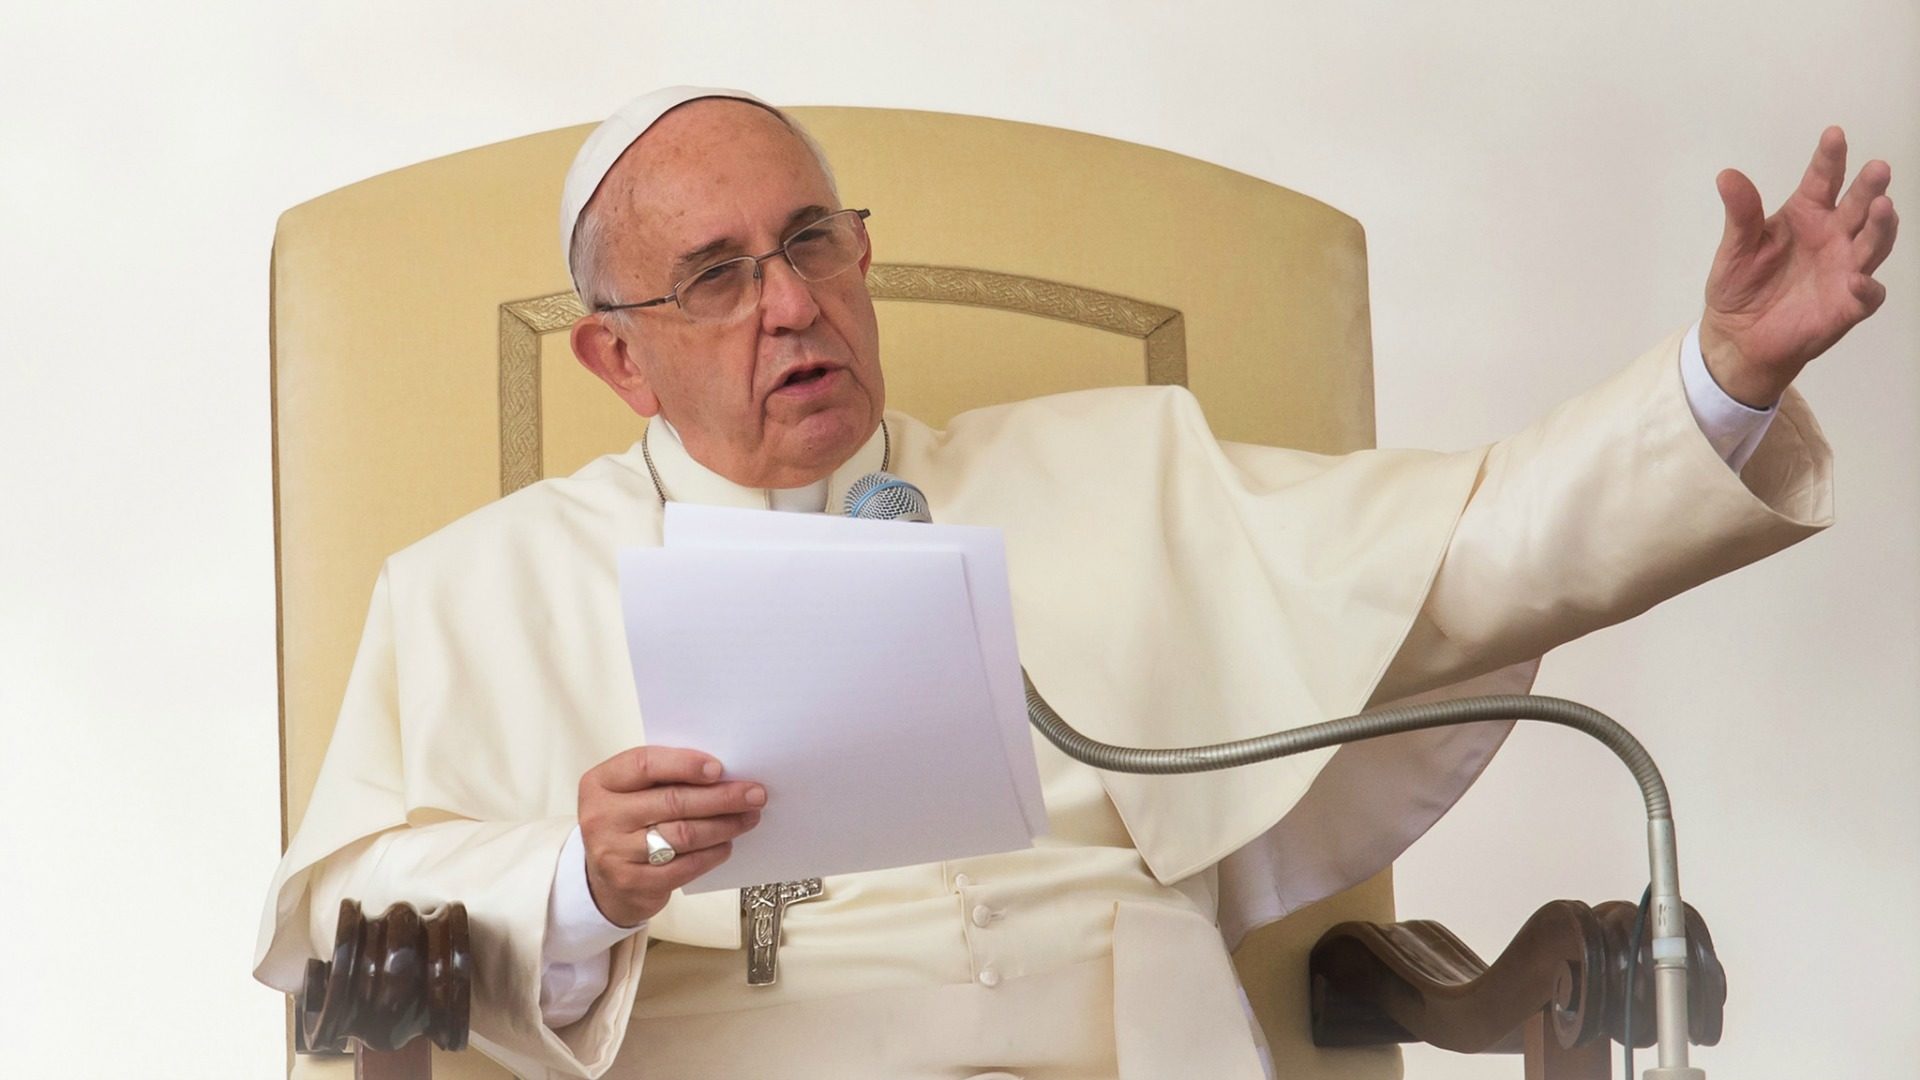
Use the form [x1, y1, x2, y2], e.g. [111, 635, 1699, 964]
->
[645, 826, 677, 866]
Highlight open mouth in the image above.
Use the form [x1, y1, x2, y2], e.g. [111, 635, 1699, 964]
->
[778, 365, 835, 390]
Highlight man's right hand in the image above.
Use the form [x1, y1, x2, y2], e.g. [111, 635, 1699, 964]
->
[577, 746, 766, 927]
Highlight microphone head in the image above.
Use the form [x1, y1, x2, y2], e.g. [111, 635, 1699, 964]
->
[843, 472, 932, 523]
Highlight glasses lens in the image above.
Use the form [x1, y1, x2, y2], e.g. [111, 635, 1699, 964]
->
[786, 211, 867, 281]
[678, 259, 756, 322]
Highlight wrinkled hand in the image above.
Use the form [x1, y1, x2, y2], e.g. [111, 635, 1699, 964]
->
[578, 746, 766, 927]
[1701, 126, 1898, 407]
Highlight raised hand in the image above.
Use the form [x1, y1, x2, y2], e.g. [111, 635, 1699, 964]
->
[1700, 127, 1897, 407]
[578, 746, 766, 927]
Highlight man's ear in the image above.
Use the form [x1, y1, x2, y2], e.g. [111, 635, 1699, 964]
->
[571, 314, 661, 418]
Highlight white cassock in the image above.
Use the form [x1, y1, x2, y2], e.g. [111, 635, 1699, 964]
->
[255, 325, 1830, 1079]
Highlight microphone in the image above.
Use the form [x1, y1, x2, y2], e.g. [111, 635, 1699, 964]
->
[843, 471, 1704, 1079]
[844, 471, 932, 522]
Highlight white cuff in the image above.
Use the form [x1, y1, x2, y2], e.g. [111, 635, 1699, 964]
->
[539, 825, 643, 1028]
[1680, 321, 1777, 472]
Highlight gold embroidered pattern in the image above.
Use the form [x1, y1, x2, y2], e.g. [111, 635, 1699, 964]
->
[867, 263, 1187, 387]
[498, 294, 587, 494]
[497, 269, 1186, 495]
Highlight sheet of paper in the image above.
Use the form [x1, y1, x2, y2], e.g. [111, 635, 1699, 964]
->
[664, 502, 1047, 834]
[619, 543, 1035, 891]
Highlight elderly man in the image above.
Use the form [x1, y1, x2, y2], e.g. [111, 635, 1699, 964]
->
[256, 87, 1896, 1079]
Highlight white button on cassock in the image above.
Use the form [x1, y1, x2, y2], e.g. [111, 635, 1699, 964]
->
[976, 967, 1001, 988]
[970, 904, 996, 928]
[953, 872, 974, 889]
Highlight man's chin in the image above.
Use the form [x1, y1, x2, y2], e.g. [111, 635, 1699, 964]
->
[777, 407, 876, 474]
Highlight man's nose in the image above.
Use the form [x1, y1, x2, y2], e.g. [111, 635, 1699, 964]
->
[757, 254, 820, 332]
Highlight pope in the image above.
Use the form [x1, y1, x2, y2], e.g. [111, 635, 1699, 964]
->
[256, 86, 1895, 1079]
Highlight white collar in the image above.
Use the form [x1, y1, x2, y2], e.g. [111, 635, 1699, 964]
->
[768, 480, 829, 513]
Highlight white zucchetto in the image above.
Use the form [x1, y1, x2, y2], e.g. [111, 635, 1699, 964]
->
[557, 85, 770, 269]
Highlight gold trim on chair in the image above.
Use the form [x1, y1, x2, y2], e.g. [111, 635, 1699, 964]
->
[866, 264, 1188, 387]
[496, 267, 1187, 495]
[499, 293, 586, 495]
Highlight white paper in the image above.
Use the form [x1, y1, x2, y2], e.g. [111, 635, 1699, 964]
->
[619, 526, 1041, 891]
[664, 503, 1048, 834]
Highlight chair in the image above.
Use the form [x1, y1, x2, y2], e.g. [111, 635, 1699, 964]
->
[271, 106, 1712, 1078]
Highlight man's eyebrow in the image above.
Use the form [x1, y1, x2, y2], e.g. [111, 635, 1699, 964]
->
[667, 205, 837, 280]
[781, 204, 835, 234]
[668, 237, 737, 281]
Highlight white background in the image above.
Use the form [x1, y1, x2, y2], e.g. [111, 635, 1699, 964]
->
[2, 2, 1913, 1076]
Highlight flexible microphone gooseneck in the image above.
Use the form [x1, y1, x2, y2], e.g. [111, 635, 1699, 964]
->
[845, 471, 1704, 1080]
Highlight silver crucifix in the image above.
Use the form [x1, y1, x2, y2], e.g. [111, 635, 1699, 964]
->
[740, 878, 823, 985]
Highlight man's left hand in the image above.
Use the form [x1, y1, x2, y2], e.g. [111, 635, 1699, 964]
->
[1701, 126, 1898, 407]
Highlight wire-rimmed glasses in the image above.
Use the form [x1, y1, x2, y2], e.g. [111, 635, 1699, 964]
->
[596, 208, 871, 323]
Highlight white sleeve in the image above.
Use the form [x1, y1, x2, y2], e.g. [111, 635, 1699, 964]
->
[1680, 321, 1777, 472]
[540, 825, 645, 1028]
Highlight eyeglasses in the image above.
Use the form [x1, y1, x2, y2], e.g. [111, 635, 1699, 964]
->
[596, 208, 872, 324]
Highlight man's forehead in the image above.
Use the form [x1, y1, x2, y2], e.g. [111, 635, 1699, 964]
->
[601, 108, 832, 265]
[558, 85, 779, 268]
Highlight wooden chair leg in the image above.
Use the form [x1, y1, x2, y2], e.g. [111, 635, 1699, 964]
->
[1523, 1012, 1609, 1080]
[299, 900, 469, 1077]
[356, 1038, 432, 1080]
[1309, 898, 1723, 1079]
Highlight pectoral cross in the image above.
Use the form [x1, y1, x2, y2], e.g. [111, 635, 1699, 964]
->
[741, 878, 823, 985]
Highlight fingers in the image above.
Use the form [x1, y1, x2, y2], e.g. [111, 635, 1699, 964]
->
[586, 777, 766, 833]
[578, 747, 770, 924]
[1850, 273, 1888, 317]
[1794, 125, 1848, 208]
[1837, 159, 1892, 235]
[590, 745, 723, 794]
[635, 779, 767, 830]
[590, 840, 737, 920]
[1716, 168, 1766, 256]
[1852, 194, 1899, 274]
[641, 810, 761, 861]
[634, 841, 735, 895]
[582, 795, 766, 923]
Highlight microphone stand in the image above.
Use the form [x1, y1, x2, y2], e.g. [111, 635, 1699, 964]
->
[842, 472, 1703, 1077]
[1024, 673, 1706, 1080]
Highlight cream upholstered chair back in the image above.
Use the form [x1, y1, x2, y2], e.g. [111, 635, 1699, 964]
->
[272, 106, 1396, 1078]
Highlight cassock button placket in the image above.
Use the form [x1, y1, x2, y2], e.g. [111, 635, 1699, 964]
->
[953, 867, 1003, 985]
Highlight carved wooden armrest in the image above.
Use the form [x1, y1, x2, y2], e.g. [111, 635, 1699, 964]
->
[298, 900, 473, 1080]
[1310, 899, 1724, 1078]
